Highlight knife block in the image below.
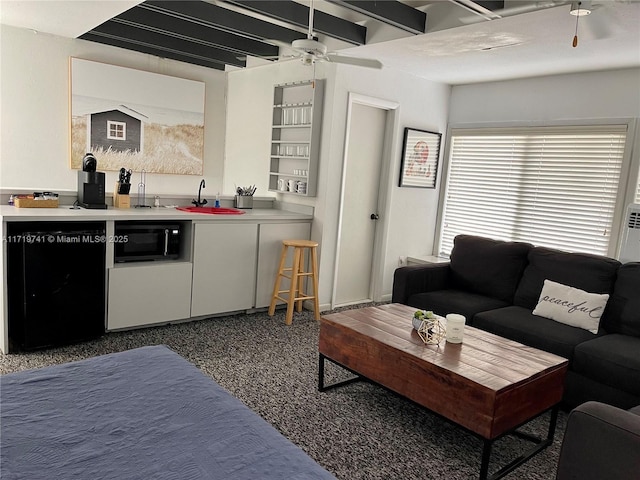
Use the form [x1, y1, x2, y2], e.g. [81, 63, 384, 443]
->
[114, 182, 131, 208]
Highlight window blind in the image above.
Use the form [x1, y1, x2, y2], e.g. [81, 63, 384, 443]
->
[439, 125, 627, 257]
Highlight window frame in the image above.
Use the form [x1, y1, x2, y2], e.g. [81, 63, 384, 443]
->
[107, 120, 127, 141]
[434, 118, 638, 259]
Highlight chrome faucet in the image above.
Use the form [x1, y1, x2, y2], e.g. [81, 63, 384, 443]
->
[192, 179, 208, 207]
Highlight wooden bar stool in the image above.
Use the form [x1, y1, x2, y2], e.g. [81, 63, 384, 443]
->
[268, 239, 320, 325]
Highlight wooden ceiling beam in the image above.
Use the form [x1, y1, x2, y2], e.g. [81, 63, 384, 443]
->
[225, 0, 367, 45]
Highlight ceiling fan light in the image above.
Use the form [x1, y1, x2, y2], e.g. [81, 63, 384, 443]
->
[569, 1, 592, 16]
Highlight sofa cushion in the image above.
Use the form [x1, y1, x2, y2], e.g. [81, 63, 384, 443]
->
[572, 334, 640, 397]
[564, 371, 640, 410]
[473, 305, 598, 360]
[449, 235, 532, 303]
[407, 290, 509, 324]
[532, 280, 609, 334]
[513, 247, 620, 311]
[601, 262, 640, 337]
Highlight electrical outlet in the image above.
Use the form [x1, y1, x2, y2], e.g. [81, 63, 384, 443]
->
[399, 256, 407, 266]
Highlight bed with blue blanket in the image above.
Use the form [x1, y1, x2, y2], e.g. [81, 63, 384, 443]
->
[0, 345, 335, 479]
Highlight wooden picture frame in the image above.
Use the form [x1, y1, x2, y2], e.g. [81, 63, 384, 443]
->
[70, 58, 205, 175]
[398, 128, 441, 188]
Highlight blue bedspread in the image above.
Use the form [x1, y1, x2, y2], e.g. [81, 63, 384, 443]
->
[0, 345, 335, 479]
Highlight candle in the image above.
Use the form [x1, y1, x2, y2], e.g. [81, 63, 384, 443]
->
[446, 314, 466, 343]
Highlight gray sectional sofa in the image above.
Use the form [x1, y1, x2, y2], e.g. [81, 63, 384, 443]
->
[392, 234, 640, 409]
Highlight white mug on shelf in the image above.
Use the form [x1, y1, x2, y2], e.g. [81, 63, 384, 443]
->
[277, 179, 286, 191]
[445, 314, 466, 343]
[287, 179, 296, 192]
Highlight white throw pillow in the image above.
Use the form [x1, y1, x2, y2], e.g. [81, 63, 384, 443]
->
[532, 280, 609, 334]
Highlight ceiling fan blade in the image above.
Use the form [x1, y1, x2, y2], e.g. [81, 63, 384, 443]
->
[237, 54, 282, 61]
[264, 38, 295, 49]
[325, 54, 383, 69]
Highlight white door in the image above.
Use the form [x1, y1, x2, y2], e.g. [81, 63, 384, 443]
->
[333, 103, 387, 306]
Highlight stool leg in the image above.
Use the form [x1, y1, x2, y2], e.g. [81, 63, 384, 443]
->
[296, 248, 305, 313]
[286, 247, 302, 325]
[310, 247, 320, 321]
[268, 244, 288, 317]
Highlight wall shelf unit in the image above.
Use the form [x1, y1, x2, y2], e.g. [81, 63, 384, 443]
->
[269, 80, 324, 197]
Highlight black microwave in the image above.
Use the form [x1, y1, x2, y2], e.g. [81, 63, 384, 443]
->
[114, 222, 181, 262]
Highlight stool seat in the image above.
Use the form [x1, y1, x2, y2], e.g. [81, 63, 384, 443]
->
[283, 239, 318, 248]
[268, 239, 320, 325]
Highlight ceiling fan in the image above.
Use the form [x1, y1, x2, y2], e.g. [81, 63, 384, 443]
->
[275, 0, 383, 69]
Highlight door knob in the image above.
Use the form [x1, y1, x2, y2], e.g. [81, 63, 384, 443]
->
[370, 213, 379, 220]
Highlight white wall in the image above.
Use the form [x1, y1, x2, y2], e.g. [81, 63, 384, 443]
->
[0, 25, 227, 196]
[224, 61, 319, 198]
[449, 68, 640, 124]
[226, 61, 451, 306]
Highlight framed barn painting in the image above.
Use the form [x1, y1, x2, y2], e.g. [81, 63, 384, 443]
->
[70, 58, 205, 175]
[398, 128, 441, 188]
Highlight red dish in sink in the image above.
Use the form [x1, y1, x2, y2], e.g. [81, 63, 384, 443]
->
[176, 206, 246, 215]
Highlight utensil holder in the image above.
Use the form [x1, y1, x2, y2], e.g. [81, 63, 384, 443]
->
[234, 195, 253, 209]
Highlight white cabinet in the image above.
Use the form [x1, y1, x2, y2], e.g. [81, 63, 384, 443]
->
[107, 262, 193, 330]
[191, 223, 258, 317]
[255, 222, 312, 308]
[269, 80, 324, 197]
[106, 220, 311, 329]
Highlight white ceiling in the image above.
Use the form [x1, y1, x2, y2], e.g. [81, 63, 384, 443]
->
[1, 0, 639, 85]
[0, 1, 140, 38]
[345, 1, 640, 84]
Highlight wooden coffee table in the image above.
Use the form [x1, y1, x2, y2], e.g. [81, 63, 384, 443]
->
[318, 303, 568, 480]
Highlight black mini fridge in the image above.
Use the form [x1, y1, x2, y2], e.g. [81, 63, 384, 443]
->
[7, 221, 106, 351]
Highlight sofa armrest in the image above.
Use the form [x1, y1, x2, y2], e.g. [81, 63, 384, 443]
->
[556, 401, 640, 480]
[391, 263, 451, 305]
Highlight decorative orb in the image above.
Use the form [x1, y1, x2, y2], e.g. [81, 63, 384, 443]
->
[414, 317, 446, 345]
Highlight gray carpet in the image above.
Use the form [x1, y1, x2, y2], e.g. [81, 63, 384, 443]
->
[1, 305, 566, 479]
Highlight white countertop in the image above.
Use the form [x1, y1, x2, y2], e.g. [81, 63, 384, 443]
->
[0, 205, 312, 222]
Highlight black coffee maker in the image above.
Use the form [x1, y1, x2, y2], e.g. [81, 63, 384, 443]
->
[77, 153, 107, 209]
